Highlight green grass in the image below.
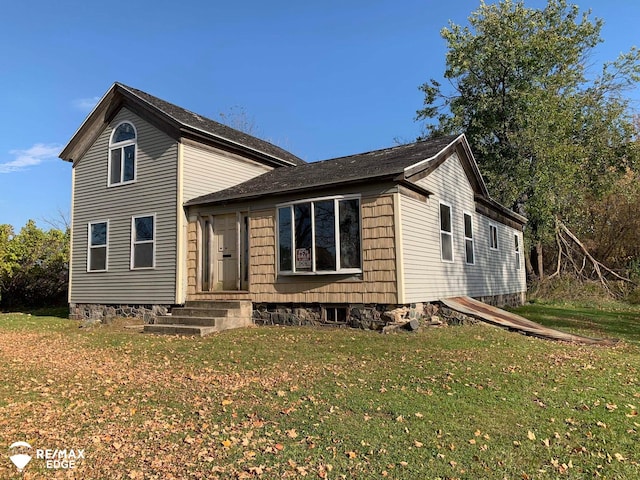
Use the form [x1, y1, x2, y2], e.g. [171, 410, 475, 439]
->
[513, 300, 640, 344]
[0, 304, 639, 479]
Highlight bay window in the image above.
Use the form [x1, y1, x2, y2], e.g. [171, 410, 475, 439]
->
[277, 196, 361, 274]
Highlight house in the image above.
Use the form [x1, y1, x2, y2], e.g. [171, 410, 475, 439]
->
[60, 83, 526, 332]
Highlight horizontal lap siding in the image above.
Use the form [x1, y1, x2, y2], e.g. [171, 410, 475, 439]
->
[401, 153, 526, 303]
[182, 143, 272, 202]
[71, 108, 178, 304]
[249, 195, 398, 304]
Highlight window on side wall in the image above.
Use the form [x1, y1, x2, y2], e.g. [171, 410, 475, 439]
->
[439, 202, 453, 262]
[88, 221, 108, 271]
[109, 122, 137, 186]
[463, 212, 474, 265]
[131, 215, 155, 269]
[489, 223, 498, 250]
[277, 195, 361, 274]
[515, 233, 521, 269]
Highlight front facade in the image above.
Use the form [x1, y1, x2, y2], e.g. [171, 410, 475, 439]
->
[61, 83, 526, 325]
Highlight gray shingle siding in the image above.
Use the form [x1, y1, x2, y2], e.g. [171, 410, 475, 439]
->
[70, 108, 178, 304]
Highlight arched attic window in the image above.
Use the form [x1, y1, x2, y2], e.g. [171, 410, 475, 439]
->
[109, 122, 137, 186]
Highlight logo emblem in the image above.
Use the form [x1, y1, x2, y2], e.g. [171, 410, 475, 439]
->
[9, 441, 33, 472]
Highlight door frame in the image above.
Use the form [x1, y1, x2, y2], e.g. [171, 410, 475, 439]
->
[197, 211, 250, 292]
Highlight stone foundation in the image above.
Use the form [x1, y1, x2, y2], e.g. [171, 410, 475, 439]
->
[475, 291, 526, 308]
[253, 302, 439, 331]
[252, 291, 525, 331]
[68, 291, 524, 330]
[69, 303, 171, 324]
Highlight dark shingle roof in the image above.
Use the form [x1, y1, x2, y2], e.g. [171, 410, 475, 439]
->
[186, 134, 459, 206]
[117, 83, 305, 166]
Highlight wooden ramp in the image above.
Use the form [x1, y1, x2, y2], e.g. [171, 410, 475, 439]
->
[441, 296, 617, 345]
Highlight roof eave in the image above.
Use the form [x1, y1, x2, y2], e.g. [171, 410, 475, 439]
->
[60, 83, 303, 168]
[475, 194, 527, 225]
[59, 83, 119, 162]
[185, 173, 400, 207]
[179, 127, 299, 169]
[119, 84, 303, 167]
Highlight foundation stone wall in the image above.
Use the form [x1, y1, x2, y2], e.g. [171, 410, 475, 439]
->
[69, 303, 170, 324]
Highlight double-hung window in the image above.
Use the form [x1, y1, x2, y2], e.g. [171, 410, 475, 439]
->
[277, 196, 361, 274]
[88, 221, 108, 271]
[109, 122, 137, 186]
[489, 223, 499, 250]
[463, 212, 474, 265]
[439, 202, 453, 262]
[131, 215, 155, 269]
[515, 233, 521, 269]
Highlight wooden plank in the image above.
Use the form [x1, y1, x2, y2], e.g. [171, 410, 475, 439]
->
[441, 296, 617, 345]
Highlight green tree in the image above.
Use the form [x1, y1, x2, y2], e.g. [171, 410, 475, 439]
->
[0, 220, 69, 309]
[417, 0, 640, 277]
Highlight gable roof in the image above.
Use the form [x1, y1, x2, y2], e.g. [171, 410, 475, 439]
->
[59, 83, 305, 168]
[186, 133, 526, 227]
[186, 134, 461, 206]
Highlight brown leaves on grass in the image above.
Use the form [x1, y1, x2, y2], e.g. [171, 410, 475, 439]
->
[0, 327, 335, 479]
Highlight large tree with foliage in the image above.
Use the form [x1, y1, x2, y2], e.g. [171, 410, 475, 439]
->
[0, 220, 69, 309]
[417, 0, 640, 277]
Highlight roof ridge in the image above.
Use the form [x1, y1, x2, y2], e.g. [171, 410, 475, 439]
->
[309, 134, 460, 165]
[114, 82, 305, 166]
[117, 82, 222, 127]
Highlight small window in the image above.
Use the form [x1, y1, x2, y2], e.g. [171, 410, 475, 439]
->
[88, 221, 108, 271]
[131, 215, 155, 269]
[464, 212, 474, 265]
[515, 233, 521, 269]
[277, 196, 361, 274]
[489, 223, 499, 250]
[324, 306, 348, 323]
[109, 122, 137, 186]
[439, 202, 453, 262]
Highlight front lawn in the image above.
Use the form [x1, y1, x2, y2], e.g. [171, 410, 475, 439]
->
[0, 305, 638, 479]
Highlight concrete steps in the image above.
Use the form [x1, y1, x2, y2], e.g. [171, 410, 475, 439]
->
[143, 299, 253, 337]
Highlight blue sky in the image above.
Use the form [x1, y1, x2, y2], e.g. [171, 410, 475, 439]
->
[1, 0, 638, 230]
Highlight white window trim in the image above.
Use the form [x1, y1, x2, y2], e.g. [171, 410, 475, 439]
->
[515, 233, 522, 270]
[87, 220, 109, 272]
[463, 211, 475, 265]
[276, 194, 363, 275]
[130, 214, 156, 270]
[439, 201, 454, 263]
[489, 222, 499, 251]
[108, 121, 138, 187]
